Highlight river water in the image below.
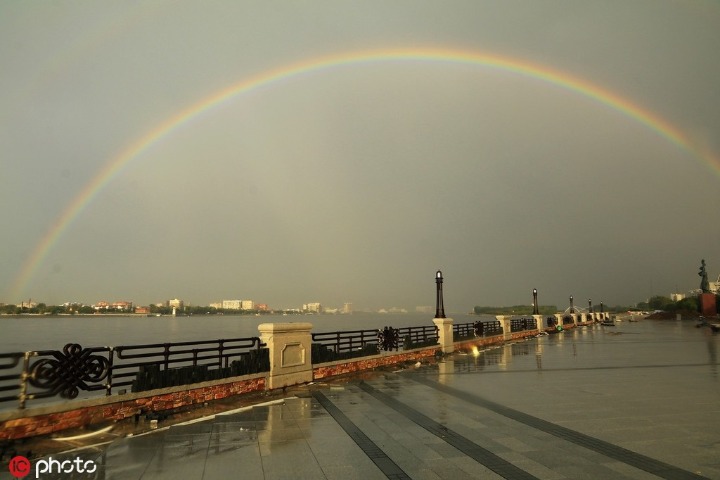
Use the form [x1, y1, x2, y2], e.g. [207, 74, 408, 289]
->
[0, 312, 476, 352]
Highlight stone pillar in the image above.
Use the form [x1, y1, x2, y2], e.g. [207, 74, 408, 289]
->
[570, 314, 578, 326]
[258, 322, 313, 390]
[554, 314, 564, 330]
[497, 315, 512, 340]
[532, 315, 543, 332]
[433, 317, 454, 354]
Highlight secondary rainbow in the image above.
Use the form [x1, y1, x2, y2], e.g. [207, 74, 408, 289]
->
[9, 47, 719, 299]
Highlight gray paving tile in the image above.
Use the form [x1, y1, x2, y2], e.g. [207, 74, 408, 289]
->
[202, 443, 264, 480]
[140, 447, 208, 480]
[320, 464, 387, 480]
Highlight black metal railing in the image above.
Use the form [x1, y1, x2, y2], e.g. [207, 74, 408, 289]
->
[474, 320, 503, 337]
[311, 329, 379, 355]
[397, 325, 438, 349]
[453, 322, 476, 341]
[510, 317, 538, 332]
[0, 337, 268, 409]
[0, 352, 27, 405]
[311, 329, 379, 363]
[311, 324, 439, 364]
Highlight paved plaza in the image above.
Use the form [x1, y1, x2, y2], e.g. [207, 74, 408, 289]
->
[2, 322, 719, 479]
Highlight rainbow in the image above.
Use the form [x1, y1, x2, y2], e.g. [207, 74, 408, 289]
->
[9, 47, 720, 300]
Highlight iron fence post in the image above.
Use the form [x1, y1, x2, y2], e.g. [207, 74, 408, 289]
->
[18, 351, 31, 409]
[106, 347, 114, 396]
[163, 344, 170, 370]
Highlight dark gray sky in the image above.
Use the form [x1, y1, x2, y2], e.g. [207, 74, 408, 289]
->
[2, 1, 719, 312]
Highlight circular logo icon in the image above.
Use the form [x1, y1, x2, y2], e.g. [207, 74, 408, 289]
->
[9, 456, 31, 478]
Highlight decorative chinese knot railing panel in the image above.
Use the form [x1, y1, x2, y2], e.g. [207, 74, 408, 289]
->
[28, 344, 111, 400]
[377, 327, 399, 351]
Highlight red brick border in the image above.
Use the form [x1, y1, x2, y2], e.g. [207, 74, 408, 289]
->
[0, 376, 265, 440]
[313, 347, 439, 379]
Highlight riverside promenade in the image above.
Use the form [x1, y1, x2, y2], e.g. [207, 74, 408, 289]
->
[3, 320, 718, 479]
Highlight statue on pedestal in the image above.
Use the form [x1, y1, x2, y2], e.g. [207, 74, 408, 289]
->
[699, 259, 710, 293]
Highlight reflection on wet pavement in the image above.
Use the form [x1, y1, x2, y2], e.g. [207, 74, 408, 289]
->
[5, 321, 717, 479]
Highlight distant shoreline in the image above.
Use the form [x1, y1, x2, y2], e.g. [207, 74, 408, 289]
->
[0, 313, 153, 318]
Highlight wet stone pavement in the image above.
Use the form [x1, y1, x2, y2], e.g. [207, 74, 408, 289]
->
[2, 321, 719, 479]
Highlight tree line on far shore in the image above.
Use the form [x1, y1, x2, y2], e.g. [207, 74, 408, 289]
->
[474, 294, 718, 315]
[636, 295, 702, 313]
[473, 305, 558, 315]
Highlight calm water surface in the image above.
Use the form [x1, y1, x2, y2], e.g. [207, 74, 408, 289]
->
[0, 312, 473, 352]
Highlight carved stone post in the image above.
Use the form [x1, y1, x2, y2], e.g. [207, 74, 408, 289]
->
[532, 314, 543, 332]
[433, 317, 454, 354]
[258, 322, 313, 390]
[497, 315, 512, 340]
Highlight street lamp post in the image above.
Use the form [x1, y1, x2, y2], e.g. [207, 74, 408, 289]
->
[569, 295, 574, 314]
[588, 298, 593, 313]
[532, 288, 539, 315]
[435, 270, 445, 319]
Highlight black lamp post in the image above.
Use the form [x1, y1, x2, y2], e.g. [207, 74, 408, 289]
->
[600, 301, 604, 314]
[532, 288, 538, 315]
[588, 299, 593, 313]
[569, 295, 574, 314]
[435, 270, 445, 318]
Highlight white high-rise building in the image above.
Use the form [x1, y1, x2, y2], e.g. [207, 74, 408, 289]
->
[303, 302, 322, 313]
[222, 300, 242, 310]
[241, 300, 254, 310]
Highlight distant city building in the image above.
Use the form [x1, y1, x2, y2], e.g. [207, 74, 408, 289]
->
[342, 302, 353, 314]
[209, 302, 222, 309]
[415, 306, 433, 314]
[113, 301, 133, 311]
[94, 301, 133, 311]
[135, 306, 150, 314]
[670, 293, 685, 302]
[303, 302, 322, 313]
[240, 300, 254, 310]
[222, 300, 242, 310]
[168, 298, 184, 309]
[256, 303, 269, 311]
